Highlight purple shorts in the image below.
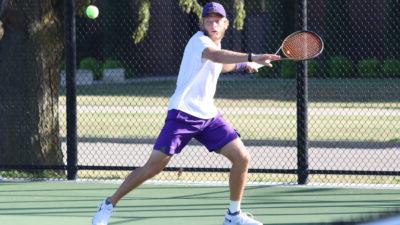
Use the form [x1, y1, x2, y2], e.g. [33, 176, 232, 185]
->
[153, 109, 239, 155]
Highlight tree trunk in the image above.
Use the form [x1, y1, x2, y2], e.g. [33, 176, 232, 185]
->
[0, 0, 64, 167]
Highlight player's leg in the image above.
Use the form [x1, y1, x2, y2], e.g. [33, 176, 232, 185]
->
[218, 139, 262, 225]
[108, 150, 172, 206]
[92, 150, 171, 225]
[196, 114, 248, 204]
[218, 138, 249, 203]
[92, 109, 203, 225]
[196, 114, 262, 225]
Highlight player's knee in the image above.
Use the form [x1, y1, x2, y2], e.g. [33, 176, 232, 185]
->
[235, 148, 250, 166]
[241, 151, 250, 165]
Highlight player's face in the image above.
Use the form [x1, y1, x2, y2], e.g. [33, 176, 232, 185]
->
[202, 14, 228, 43]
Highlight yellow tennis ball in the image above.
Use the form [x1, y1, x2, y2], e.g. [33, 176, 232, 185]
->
[86, 5, 99, 19]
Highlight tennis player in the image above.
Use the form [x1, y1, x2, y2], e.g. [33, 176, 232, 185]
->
[92, 2, 280, 225]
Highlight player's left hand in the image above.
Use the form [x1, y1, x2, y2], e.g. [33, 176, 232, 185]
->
[244, 63, 259, 73]
[244, 62, 264, 73]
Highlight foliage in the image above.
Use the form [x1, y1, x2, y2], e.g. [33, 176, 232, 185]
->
[179, 0, 195, 13]
[0, 170, 64, 179]
[178, 0, 202, 19]
[79, 57, 102, 80]
[357, 59, 381, 77]
[382, 59, 400, 77]
[102, 59, 121, 69]
[281, 61, 296, 78]
[78, 0, 246, 45]
[125, 68, 138, 79]
[76, 0, 95, 17]
[258, 60, 318, 78]
[256, 65, 278, 78]
[308, 60, 318, 77]
[233, 0, 246, 30]
[256, 66, 271, 78]
[132, 0, 151, 44]
[328, 56, 354, 78]
[178, 0, 245, 31]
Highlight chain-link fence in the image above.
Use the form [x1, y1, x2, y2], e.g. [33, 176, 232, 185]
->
[1, 0, 399, 186]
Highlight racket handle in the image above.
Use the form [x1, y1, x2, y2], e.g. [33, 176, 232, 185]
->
[275, 46, 282, 55]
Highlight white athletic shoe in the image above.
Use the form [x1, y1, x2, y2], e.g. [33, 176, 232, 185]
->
[223, 210, 263, 225]
[92, 200, 114, 225]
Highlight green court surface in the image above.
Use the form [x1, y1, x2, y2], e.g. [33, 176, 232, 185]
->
[0, 181, 399, 225]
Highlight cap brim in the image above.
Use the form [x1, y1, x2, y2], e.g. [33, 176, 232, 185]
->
[203, 11, 225, 17]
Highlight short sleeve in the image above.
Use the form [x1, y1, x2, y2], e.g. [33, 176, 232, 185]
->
[189, 32, 218, 61]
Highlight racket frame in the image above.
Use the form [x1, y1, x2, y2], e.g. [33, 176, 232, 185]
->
[277, 30, 324, 61]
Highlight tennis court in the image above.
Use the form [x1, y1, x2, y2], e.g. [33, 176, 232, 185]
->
[1, 181, 400, 225]
[1, 1, 400, 225]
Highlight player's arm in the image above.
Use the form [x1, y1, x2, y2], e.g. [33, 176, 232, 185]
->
[222, 63, 236, 73]
[222, 62, 258, 73]
[221, 63, 258, 74]
[202, 47, 280, 68]
[203, 48, 246, 73]
[202, 47, 248, 64]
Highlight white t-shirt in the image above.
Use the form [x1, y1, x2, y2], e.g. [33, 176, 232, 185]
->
[167, 31, 223, 119]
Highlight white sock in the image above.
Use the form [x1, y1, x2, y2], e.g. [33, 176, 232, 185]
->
[228, 200, 241, 214]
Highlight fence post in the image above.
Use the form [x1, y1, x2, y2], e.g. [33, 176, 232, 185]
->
[65, 0, 78, 180]
[296, 0, 309, 185]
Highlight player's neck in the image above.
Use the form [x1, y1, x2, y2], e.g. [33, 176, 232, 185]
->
[213, 40, 221, 46]
[202, 31, 222, 46]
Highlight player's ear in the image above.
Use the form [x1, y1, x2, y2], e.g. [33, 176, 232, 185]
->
[199, 19, 209, 36]
[199, 18, 205, 31]
[223, 17, 229, 29]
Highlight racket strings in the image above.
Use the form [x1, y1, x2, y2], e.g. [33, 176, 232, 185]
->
[282, 32, 323, 60]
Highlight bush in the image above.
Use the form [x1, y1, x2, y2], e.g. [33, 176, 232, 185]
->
[102, 59, 121, 69]
[382, 59, 400, 77]
[308, 60, 317, 77]
[357, 59, 381, 77]
[277, 60, 318, 78]
[79, 57, 102, 80]
[281, 61, 296, 78]
[257, 61, 317, 78]
[256, 65, 276, 78]
[125, 67, 137, 79]
[328, 56, 354, 78]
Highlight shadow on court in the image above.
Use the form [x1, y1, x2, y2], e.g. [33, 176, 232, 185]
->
[0, 181, 399, 225]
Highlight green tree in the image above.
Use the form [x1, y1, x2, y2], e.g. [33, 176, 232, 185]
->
[0, 0, 94, 168]
[177, 0, 246, 30]
[132, 0, 151, 44]
[0, 0, 249, 169]
[131, 0, 248, 44]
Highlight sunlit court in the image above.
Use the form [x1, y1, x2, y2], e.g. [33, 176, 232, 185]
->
[0, 0, 399, 225]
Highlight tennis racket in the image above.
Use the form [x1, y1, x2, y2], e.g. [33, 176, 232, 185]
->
[252, 30, 324, 69]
